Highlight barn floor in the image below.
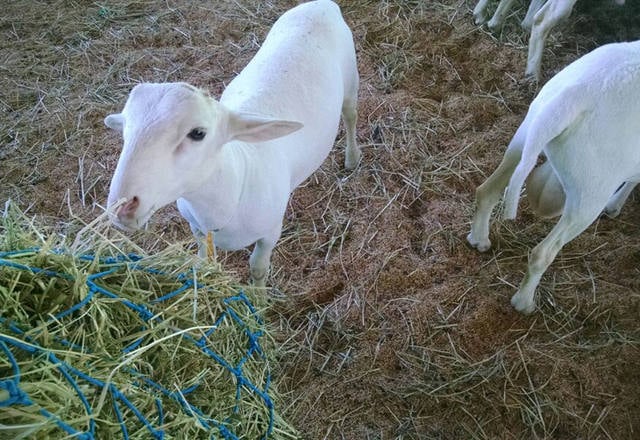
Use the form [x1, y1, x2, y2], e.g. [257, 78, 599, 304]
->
[1, 0, 639, 438]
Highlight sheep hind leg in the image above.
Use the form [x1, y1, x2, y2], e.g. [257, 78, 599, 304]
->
[468, 143, 523, 252]
[510, 189, 611, 314]
[603, 181, 638, 218]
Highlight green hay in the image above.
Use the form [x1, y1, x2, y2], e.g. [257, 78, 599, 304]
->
[0, 204, 297, 439]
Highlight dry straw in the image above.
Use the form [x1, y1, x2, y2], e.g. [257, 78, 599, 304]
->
[0, 203, 296, 440]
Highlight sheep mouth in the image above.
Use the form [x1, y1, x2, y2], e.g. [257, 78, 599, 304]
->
[109, 207, 155, 232]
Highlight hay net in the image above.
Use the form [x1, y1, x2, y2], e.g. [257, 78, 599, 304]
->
[0, 207, 290, 440]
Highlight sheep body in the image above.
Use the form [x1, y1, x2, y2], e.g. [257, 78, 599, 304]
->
[467, 40, 640, 313]
[105, 0, 360, 286]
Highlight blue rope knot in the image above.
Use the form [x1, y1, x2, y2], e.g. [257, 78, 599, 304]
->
[0, 379, 33, 407]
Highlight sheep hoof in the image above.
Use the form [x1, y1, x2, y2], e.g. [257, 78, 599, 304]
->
[510, 293, 536, 315]
[466, 233, 491, 252]
[250, 268, 268, 288]
[473, 13, 487, 26]
[524, 67, 541, 83]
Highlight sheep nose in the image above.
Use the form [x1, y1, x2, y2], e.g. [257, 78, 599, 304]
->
[116, 196, 140, 220]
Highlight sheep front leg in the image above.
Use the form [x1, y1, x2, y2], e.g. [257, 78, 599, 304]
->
[196, 234, 208, 259]
[189, 227, 209, 259]
[473, 0, 492, 25]
[249, 228, 281, 287]
[342, 105, 360, 170]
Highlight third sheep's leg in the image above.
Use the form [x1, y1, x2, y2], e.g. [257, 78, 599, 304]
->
[487, 0, 518, 30]
[525, 0, 578, 79]
[522, 0, 547, 30]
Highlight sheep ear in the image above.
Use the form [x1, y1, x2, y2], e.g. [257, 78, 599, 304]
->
[226, 111, 303, 143]
[104, 113, 125, 132]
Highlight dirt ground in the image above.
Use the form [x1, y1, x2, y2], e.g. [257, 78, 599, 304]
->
[1, 0, 639, 438]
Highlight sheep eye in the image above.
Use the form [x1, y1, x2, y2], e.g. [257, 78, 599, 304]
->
[187, 128, 206, 141]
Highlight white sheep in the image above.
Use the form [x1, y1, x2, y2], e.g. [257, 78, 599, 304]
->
[473, 0, 626, 79]
[467, 40, 640, 314]
[104, 0, 360, 287]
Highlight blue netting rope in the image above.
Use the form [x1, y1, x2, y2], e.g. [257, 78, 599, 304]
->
[0, 248, 275, 439]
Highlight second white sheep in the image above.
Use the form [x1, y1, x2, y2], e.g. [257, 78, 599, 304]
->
[467, 40, 640, 313]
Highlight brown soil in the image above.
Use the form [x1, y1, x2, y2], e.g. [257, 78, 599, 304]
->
[1, 0, 639, 438]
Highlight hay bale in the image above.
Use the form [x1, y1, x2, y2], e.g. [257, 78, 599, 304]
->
[0, 205, 295, 439]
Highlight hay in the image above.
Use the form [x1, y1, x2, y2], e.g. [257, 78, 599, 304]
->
[0, 204, 296, 439]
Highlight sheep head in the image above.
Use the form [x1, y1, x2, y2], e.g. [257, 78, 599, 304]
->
[105, 82, 302, 230]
